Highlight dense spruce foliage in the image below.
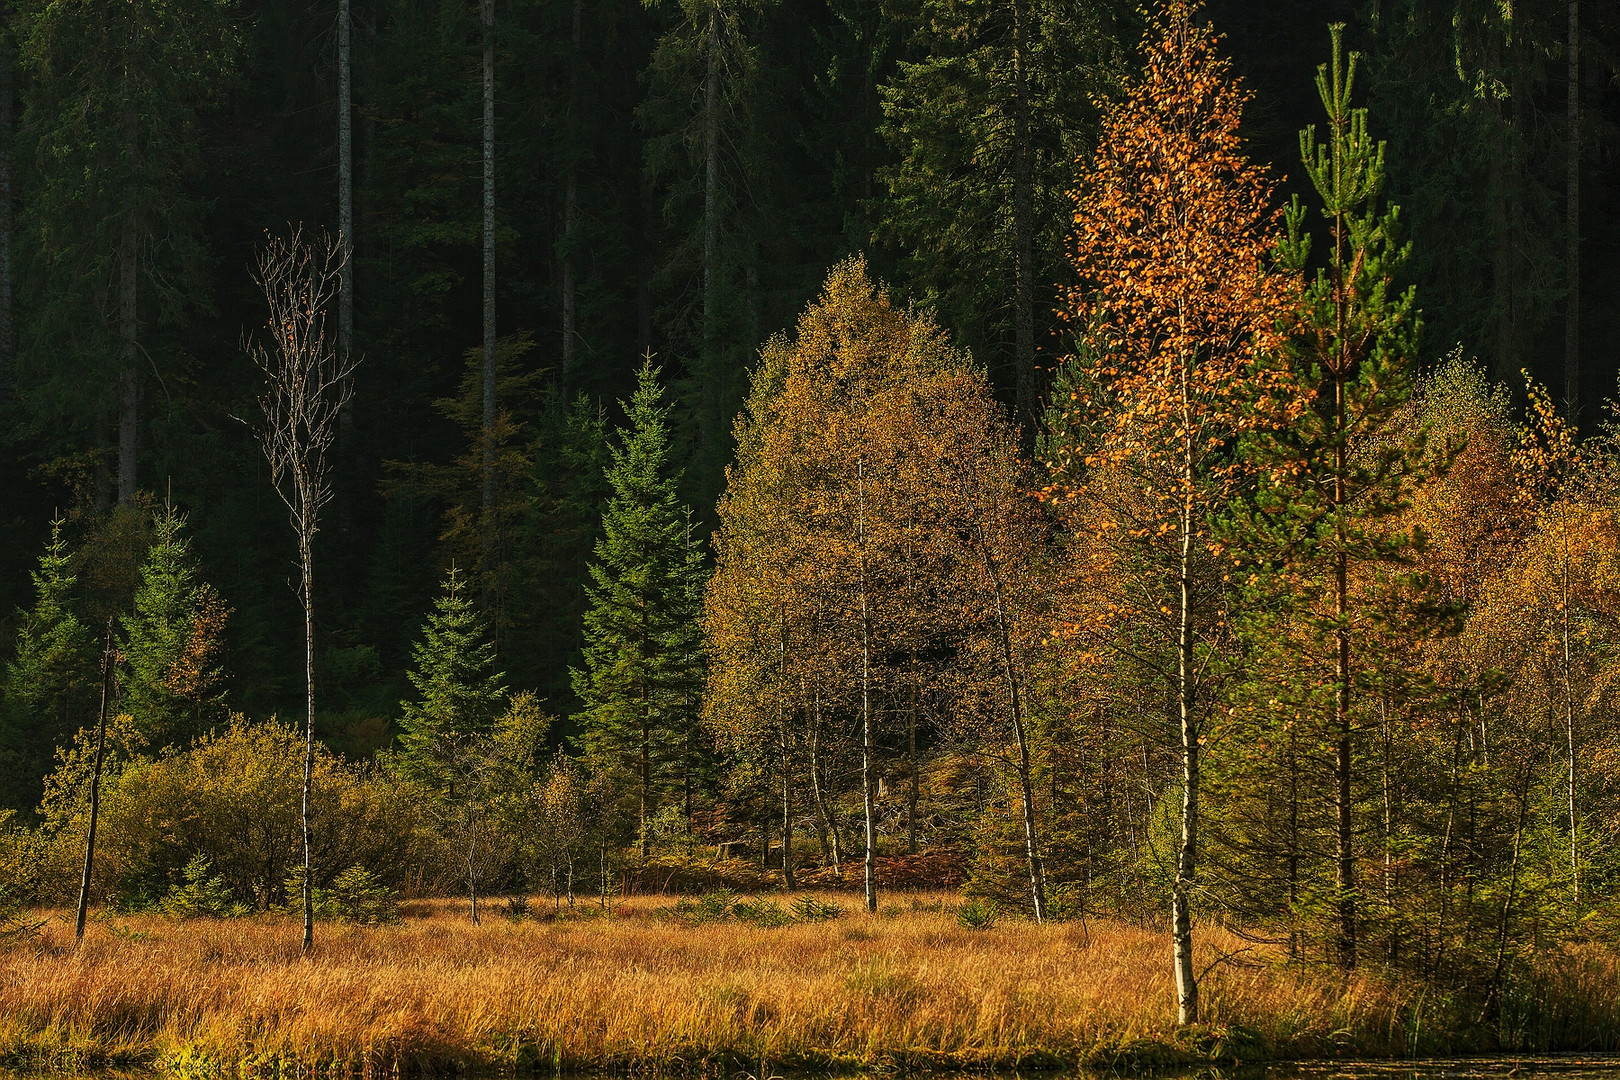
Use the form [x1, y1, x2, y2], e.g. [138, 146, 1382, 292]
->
[1, 0, 1620, 1034]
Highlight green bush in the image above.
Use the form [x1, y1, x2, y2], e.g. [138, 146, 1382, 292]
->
[285, 863, 400, 924]
[792, 894, 844, 921]
[956, 898, 999, 930]
[32, 718, 428, 909]
[160, 855, 249, 918]
[733, 896, 793, 928]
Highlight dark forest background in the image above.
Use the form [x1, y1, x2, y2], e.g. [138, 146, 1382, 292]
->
[0, 0, 1615, 751]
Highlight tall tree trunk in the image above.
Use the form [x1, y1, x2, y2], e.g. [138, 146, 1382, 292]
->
[640, 709, 650, 860]
[907, 689, 918, 855]
[1563, 540, 1579, 912]
[118, 209, 139, 505]
[810, 694, 841, 870]
[561, 0, 582, 391]
[75, 621, 116, 945]
[301, 529, 316, 953]
[858, 458, 876, 912]
[700, 4, 721, 448]
[337, 0, 353, 365]
[1172, 387, 1198, 1026]
[980, 535, 1045, 922]
[0, 7, 13, 394]
[781, 729, 795, 887]
[1334, 382, 1356, 968]
[638, 172, 654, 358]
[1009, 0, 1036, 429]
[479, 0, 497, 577]
[1565, 0, 1579, 412]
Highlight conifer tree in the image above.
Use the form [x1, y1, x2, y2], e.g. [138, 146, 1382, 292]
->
[1242, 24, 1428, 970]
[15, 0, 236, 502]
[573, 360, 706, 859]
[878, 0, 1117, 426]
[119, 509, 229, 748]
[395, 566, 508, 792]
[0, 520, 94, 813]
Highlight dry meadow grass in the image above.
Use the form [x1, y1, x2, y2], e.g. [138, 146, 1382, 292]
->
[0, 893, 1594, 1075]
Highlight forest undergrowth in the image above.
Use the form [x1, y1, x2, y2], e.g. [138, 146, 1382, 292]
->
[2, 894, 1617, 1076]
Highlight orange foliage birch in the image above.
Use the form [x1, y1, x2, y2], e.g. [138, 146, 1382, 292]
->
[1049, 0, 1300, 1025]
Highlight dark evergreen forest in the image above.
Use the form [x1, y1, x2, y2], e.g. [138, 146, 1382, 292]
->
[0, 0, 1615, 757]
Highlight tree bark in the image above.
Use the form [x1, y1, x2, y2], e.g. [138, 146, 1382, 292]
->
[480, 0, 497, 576]
[1564, 0, 1579, 413]
[1172, 366, 1198, 1026]
[700, 3, 722, 449]
[118, 209, 139, 505]
[981, 535, 1045, 922]
[561, 0, 582, 392]
[0, 8, 13, 394]
[907, 689, 918, 855]
[301, 528, 316, 952]
[858, 458, 877, 912]
[810, 694, 841, 870]
[337, 0, 353, 366]
[75, 621, 116, 945]
[781, 729, 796, 887]
[1009, 0, 1036, 429]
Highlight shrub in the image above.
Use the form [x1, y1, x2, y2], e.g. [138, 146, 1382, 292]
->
[285, 864, 400, 924]
[733, 897, 792, 928]
[33, 718, 428, 909]
[956, 898, 999, 930]
[792, 894, 843, 921]
[160, 855, 249, 918]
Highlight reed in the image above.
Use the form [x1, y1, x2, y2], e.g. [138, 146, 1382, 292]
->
[0, 896, 1610, 1075]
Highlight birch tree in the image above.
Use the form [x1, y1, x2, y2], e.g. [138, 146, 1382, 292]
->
[248, 230, 359, 953]
[1050, 0, 1299, 1024]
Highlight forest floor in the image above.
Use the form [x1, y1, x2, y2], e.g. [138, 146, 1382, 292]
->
[1, 893, 1615, 1076]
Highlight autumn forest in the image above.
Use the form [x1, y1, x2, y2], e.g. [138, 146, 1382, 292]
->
[2, 0, 1620, 1062]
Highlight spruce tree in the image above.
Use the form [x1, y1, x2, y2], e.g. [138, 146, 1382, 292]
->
[573, 360, 706, 858]
[394, 566, 508, 791]
[119, 509, 229, 748]
[0, 520, 94, 813]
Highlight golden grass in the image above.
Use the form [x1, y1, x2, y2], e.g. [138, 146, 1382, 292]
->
[0, 895, 1571, 1075]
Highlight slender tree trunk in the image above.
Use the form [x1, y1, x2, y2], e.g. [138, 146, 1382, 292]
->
[981, 534, 1045, 922]
[1009, 0, 1036, 429]
[857, 458, 876, 912]
[561, 0, 582, 391]
[0, 9, 13, 394]
[479, 0, 497, 578]
[1564, 0, 1579, 412]
[1172, 377, 1198, 1026]
[1484, 764, 1533, 1024]
[301, 529, 316, 953]
[337, 0, 353, 365]
[702, 5, 720, 351]
[700, 3, 721, 449]
[810, 695, 840, 870]
[638, 172, 654, 358]
[640, 707, 650, 860]
[907, 690, 918, 855]
[118, 209, 139, 505]
[1563, 544, 1579, 912]
[75, 622, 116, 945]
[782, 729, 796, 887]
[1334, 379, 1356, 969]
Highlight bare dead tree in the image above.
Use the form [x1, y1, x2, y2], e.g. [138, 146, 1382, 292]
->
[246, 229, 358, 953]
[74, 618, 117, 946]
